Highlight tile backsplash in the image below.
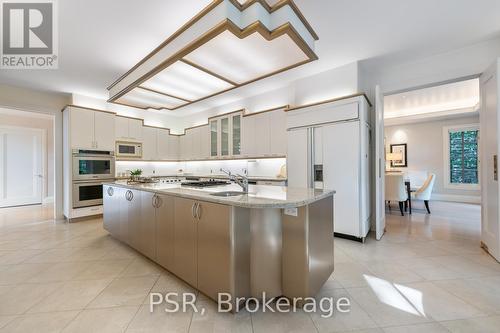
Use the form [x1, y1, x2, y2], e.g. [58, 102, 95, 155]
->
[116, 158, 286, 178]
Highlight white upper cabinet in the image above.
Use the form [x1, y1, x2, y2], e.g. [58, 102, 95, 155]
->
[189, 127, 201, 160]
[253, 112, 271, 156]
[142, 127, 178, 161]
[157, 129, 170, 160]
[93, 112, 116, 151]
[70, 107, 94, 149]
[115, 117, 129, 140]
[200, 126, 210, 159]
[269, 110, 287, 156]
[69, 107, 115, 150]
[128, 119, 143, 141]
[241, 115, 255, 157]
[142, 126, 158, 160]
[168, 135, 179, 160]
[115, 116, 143, 141]
[242, 110, 287, 157]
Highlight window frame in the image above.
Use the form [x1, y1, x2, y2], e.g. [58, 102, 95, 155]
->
[443, 124, 480, 190]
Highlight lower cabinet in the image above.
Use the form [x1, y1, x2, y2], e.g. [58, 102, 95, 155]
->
[173, 197, 232, 299]
[196, 200, 232, 301]
[172, 197, 198, 287]
[103, 185, 121, 236]
[156, 194, 175, 270]
[103, 186, 248, 303]
[134, 191, 156, 260]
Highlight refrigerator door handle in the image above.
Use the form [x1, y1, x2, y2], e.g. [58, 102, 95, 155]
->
[307, 127, 315, 188]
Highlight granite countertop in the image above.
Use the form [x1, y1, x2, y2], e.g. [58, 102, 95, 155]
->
[106, 181, 334, 209]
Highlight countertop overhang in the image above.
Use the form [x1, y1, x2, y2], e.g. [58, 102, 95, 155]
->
[106, 181, 334, 209]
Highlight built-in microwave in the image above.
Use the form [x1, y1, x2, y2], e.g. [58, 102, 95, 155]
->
[116, 141, 142, 158]
[72, 149, 115, 181]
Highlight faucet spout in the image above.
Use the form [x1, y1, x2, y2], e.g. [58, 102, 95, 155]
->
[220, 168, 249, 193]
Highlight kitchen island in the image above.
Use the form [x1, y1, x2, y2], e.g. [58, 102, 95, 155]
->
[103, 181, 334, 308]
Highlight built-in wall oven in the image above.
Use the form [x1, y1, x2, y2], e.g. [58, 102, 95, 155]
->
[72, 149, 115, 181]
[73, 180, 108, 208]
[72, 150, 115, 208]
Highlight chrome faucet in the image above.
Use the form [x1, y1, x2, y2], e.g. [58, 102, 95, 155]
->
[220, 168, 249, 193]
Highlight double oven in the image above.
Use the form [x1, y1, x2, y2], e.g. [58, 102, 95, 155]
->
[72, 149, 115, 208]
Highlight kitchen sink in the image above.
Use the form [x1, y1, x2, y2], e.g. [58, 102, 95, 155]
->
[210, 191, 246, 197]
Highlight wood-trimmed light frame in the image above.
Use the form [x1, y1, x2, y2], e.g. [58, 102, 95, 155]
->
[107, 0, 318, 111]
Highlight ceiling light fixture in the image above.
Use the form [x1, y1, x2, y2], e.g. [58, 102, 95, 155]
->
[107, 0, 319, 111]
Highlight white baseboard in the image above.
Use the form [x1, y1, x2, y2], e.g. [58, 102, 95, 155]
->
[42, 196, 54, 204]
[430, 193, 481, 204]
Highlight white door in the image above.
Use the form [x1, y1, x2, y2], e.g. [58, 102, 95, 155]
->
[0, 127, 43, 207]
[375, 85, 386, 240]
[480, 59, 500, 261]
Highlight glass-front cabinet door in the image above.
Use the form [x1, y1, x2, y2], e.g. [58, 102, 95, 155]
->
[210, 120, 218, 157]
[209, 112, 242, 158]
[232, 114, 241, 156]
[221, 117, 229, 156]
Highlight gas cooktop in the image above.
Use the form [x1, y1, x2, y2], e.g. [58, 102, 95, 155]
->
[181, 180, 230, 188]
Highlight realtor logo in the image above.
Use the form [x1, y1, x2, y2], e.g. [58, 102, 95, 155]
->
[1, 0, 58, 69]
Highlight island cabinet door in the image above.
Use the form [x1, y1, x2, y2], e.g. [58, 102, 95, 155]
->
[103, 185, 119, 236]
[122, 189, 141, 246]
[155, 194, 174, 270]
[173, 197, 198, 288]
[137, 191, 157, 260]
[196, 201, 232, 301]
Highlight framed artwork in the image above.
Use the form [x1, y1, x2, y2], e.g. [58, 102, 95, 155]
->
[390, 143, 407, 167]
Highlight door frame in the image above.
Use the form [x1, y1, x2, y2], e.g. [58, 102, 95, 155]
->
[0, 125, 46, 207]
[374, 74, 484, 241]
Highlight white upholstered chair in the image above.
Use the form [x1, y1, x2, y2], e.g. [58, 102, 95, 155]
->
[385, 173, 408, 216]
[411, 173, 436, 214]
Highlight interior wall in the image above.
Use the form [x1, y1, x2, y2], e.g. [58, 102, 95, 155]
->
[0, 84, 71, 219]
[179, 62, 360, 129]
[385, 114, 481, 202]
[0, 111, 54, 201]
[361, 36, 500, 99]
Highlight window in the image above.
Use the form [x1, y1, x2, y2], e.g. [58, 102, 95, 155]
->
[443, 125, 479, 189]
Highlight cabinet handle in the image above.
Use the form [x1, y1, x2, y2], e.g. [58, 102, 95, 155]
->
[152, 195, 157, 208]
[126, 190, 133, 201]
[107, 187, 114, 196]
[196, 203, 201, 220]
[191, 203, 197, 218]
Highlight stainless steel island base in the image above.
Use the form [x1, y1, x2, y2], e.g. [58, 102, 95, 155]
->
[103, 182, 334, 310]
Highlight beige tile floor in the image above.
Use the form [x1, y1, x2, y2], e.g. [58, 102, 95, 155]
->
[0, 201, 499, 332]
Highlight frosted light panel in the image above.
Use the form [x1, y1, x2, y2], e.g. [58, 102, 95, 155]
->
[184, 31, 309, 84]
[116, 87, 186, 109]
[141, 61, 234, 101]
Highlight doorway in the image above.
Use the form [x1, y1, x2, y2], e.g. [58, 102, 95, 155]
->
[0, 108, 55, 221]
[375, 77, 482, 242]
